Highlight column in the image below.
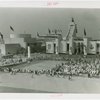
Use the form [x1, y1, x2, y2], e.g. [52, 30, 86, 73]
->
[55, 38, 59, 54]
[69, 37, 73, 55]
[83, 38, 88, 55]
[0, 44, 6, 55]
[28, 46, 31, 58]
[99, 44, 100, 54]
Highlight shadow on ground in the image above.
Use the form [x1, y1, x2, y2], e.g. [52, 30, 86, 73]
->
[0, 86, 54, 93]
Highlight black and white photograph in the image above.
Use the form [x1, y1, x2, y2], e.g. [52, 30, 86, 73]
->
[0, 7, 100, 94]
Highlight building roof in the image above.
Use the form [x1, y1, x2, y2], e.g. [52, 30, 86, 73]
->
[91, 39, 100, 41]
[74, 37, 83, 41]
[37, 33, 62, 40]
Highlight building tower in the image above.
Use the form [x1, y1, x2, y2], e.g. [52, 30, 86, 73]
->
[83, 28, 88, 55]
[66, 18, 77, 55]
[0, 33, 6, 55]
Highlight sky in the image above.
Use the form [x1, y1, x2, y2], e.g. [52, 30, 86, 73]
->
[0, 8, 100, 39]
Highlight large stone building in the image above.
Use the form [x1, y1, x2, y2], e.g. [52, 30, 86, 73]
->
[0, 32, 45, 56]
[0, 18, 100, 56]
[38, 18, 100, 55]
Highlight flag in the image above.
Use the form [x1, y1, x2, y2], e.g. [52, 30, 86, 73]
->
[55, 29, 57, 34]
[10, 26, 14, 31]
[0, 32, 3, 39]
[48, 28, 51, 34]
[72, 17, 74, 22]
[75, 24, 77, 33]
[37, 32, 39, 37]
[84, 28, 86, 36]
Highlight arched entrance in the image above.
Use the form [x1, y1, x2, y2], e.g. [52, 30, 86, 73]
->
[74, 42, 84, 55]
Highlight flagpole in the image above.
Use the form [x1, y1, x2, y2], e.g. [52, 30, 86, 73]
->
[84, 28, 86, 38]
[83, 28, 87, 56]
[10, 26, 15, 38]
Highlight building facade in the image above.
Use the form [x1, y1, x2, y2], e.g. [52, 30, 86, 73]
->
[0, 18, 100, 56]
[38, 18, 100, 55]
[0, 32, 46, 56]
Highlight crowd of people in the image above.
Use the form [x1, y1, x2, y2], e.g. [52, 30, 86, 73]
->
[0, 57, 27, 67]
[0, 56, 100, 80]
